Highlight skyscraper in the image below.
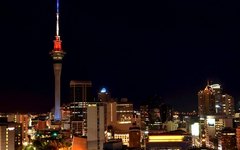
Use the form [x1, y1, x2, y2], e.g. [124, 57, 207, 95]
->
[49, 0, 65, 121]
[198, 83, 235, 116]
[0, 120, 22, 150]
[198, 82, 235, 148]
[69, 80, 92, 136]
[87, 103, 105, 150]
[70, 80, 92, 120]
[198, 84, 215, 116]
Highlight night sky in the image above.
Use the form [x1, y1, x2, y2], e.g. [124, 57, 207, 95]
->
[1, 0, 240, 113]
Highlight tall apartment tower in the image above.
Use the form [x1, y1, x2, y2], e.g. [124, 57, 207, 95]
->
[198, 83, 235, 116]
[198, 84, 216, 116]
[70, 80, 92, 136]
[49, 0, 65, 121]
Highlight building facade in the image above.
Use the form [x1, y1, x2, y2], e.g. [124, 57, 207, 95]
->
[70, 80, 92, 136]
[87, 103, 105, 150]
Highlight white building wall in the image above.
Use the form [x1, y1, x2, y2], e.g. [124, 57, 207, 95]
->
[87, 105, 97, 150]
[87, 104, 105, 150]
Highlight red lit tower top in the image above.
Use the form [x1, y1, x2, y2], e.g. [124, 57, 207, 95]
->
[50, 0, 65, 61]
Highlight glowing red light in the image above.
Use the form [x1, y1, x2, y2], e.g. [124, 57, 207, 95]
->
[54, 36, 62, 51]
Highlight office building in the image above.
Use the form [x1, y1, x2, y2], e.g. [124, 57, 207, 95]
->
[198, 83, 235, 116]
[0, 122, 22, 150]
[221, 94, 235, 116]
[116, 98, 133, 124]
[7, 114, 30, 143]
[198, 83, 216, 116]
[70, 80, 92, 119]
[70, 80, 92, 136]
[87, 103, 105, 150]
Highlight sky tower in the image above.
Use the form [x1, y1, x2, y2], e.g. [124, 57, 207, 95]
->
[50, 0, 65, 121]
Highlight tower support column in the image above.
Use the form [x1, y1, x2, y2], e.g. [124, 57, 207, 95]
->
[54, 63, 62, 121]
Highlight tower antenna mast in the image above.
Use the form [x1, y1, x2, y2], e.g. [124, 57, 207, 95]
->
[56, 0, 60, 36]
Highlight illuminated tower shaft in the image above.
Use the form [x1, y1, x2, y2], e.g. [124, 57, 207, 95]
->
[50, 0, 65, 121]
[53, 63, 62, 121]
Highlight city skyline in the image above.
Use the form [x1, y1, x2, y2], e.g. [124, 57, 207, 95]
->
[1, 0, 240, 112]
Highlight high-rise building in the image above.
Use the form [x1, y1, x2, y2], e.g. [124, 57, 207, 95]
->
[0, 122, 22, 150]
[198, 84, 216, 116]
[212, 84, 223, 114]
[198, 83, 234, 116]
[97, 88, 114, 136]
[222, 94, 235, 116]
[7, 114, 30, 143]
[198, 82, 235, 148]
[87, 103, 105, 150]
[49, 0, 65, 121]
[70, 80, 92, 120]
[70, 80, 92, 136]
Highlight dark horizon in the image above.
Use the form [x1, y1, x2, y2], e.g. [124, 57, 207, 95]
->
[1, 0, 240, 113]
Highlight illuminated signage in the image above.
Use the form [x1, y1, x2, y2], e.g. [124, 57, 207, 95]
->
[148, 135, 184, 142]
[191, 123, 199, 136]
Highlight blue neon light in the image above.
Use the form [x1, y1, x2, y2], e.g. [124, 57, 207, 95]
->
[56, 0, 59, 13]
